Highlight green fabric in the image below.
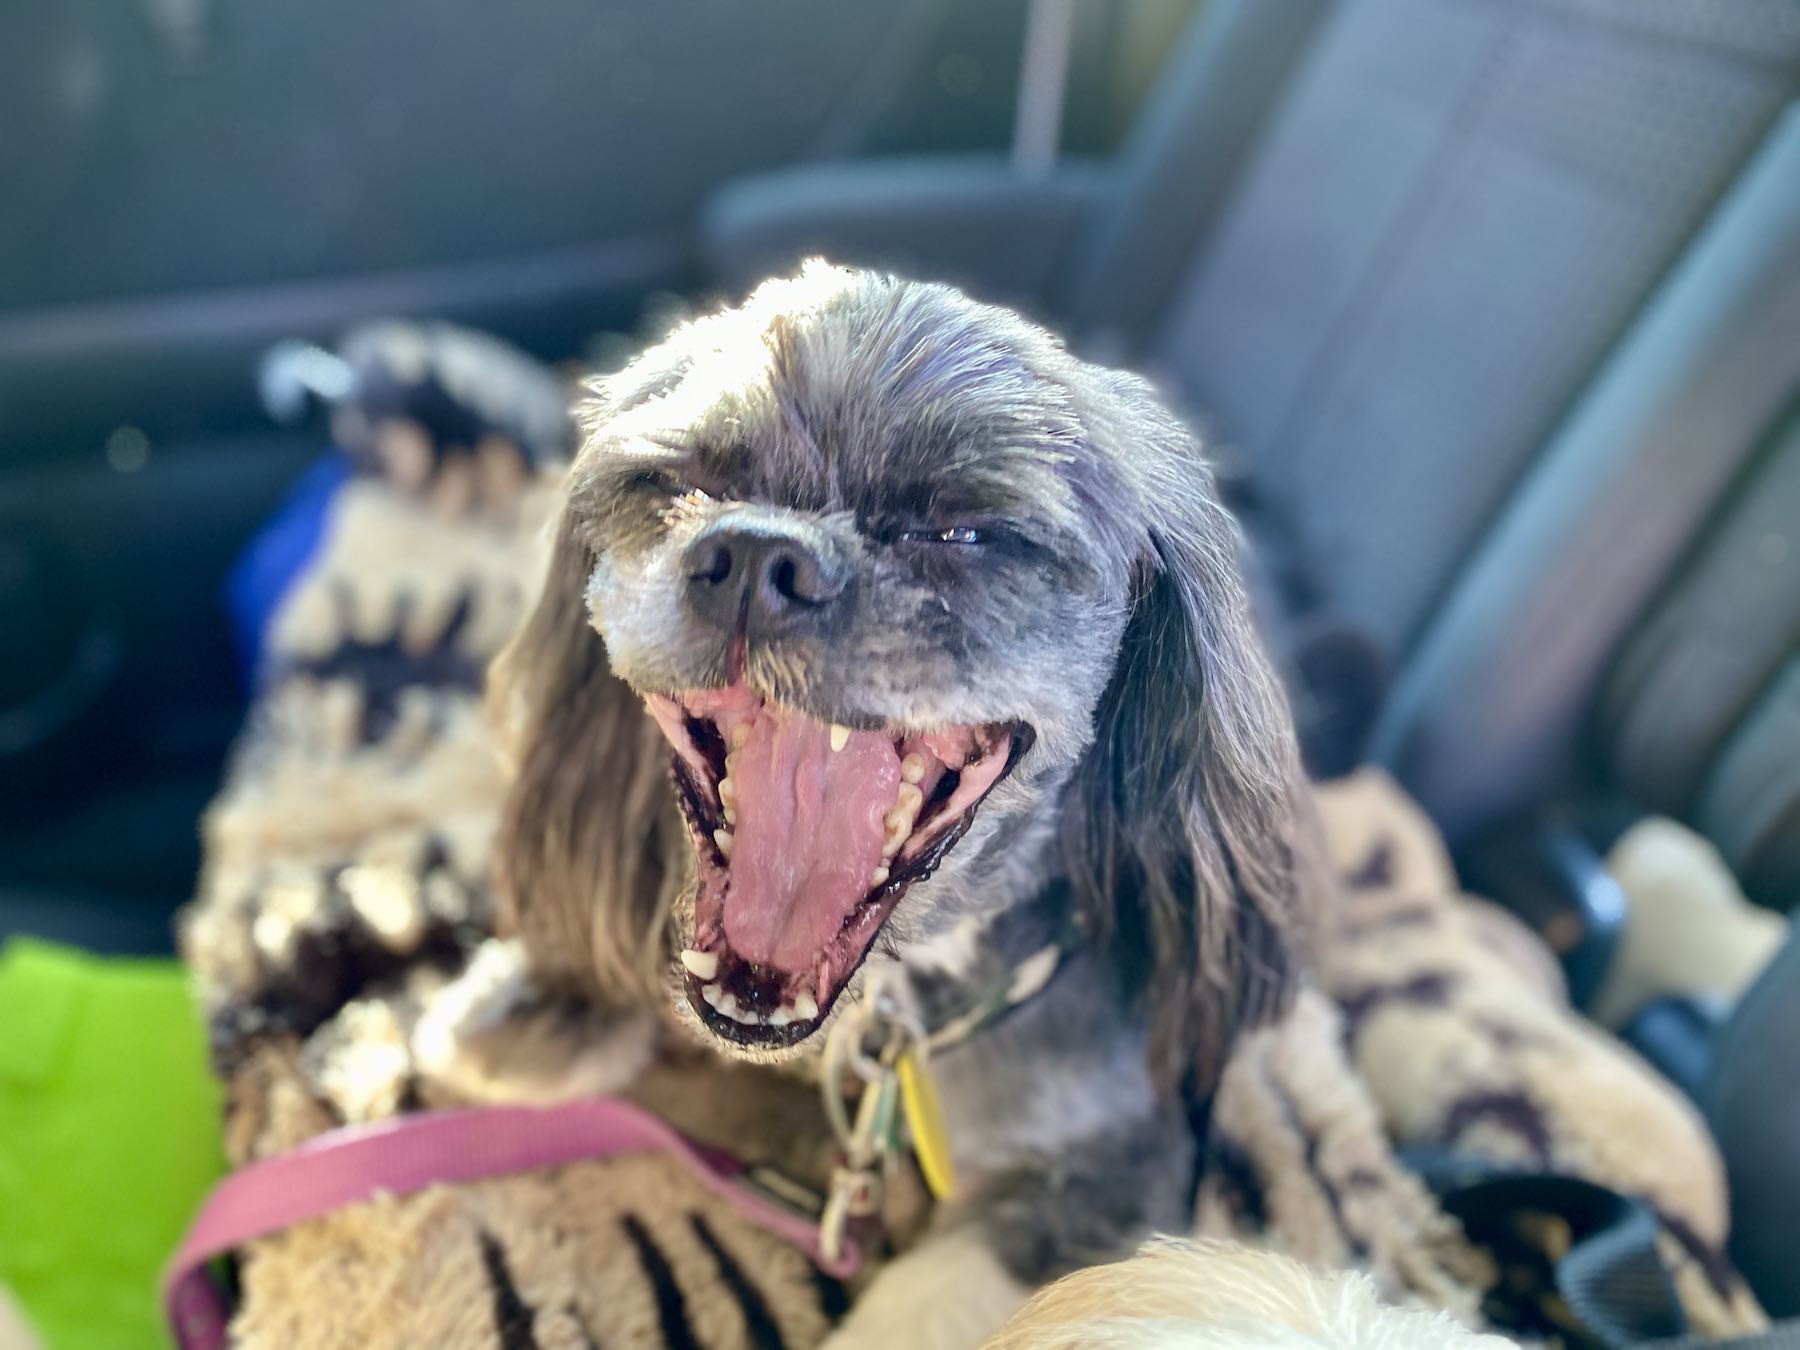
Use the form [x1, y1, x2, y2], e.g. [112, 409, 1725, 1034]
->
[0, 940, 225, 1350]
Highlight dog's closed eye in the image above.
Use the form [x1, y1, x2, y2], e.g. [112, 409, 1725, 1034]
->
[899, 525, 986, 546]
[888, 520, 1049, 558]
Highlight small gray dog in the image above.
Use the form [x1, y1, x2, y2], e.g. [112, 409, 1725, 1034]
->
[488, 262, 1321, 1345]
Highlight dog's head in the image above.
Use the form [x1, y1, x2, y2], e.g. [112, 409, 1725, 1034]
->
[492, 263, 1316, 1087]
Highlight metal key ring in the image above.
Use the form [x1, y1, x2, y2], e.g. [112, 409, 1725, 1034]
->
[821, 971, 926, 1146]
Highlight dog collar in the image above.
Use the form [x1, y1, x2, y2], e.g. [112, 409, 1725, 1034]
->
[920, 935, 1069, 1053]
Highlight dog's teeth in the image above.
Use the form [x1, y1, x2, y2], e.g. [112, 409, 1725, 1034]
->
[680, 949, 719, 980]
[768, 1007, 793, 1027]
[881, 778, 926, 858]
[713, 828, 734, 859]
[701, 982, 723, 1008]
[882, 810, 915, 856]
[901, 753, 927, 785]
[793, 992, 819, 1021]
[721, 994, 759, 1023]
[829, 723, 851, 752]
[729, 724, 751, 750]
[869, 865, 889, 889]
[719, 776, 736, 807]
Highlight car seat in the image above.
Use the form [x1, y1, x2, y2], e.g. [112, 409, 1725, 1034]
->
[697, 0, 1800, 1313]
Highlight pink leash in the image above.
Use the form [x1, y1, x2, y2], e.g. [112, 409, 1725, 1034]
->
[163, 1097, 862, 1350]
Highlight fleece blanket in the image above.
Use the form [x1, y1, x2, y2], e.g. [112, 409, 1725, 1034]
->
[178, 429, 1764, 1347]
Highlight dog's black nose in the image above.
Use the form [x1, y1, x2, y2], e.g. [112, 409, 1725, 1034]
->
[682, 519, 849, 633]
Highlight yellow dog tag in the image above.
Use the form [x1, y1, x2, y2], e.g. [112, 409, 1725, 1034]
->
[897, 1049, 957, 1200]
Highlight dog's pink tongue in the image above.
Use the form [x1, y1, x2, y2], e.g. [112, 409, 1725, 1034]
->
[723, 712, 898, 973]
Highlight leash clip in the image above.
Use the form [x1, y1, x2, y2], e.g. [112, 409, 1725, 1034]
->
[818, 974, 921, 1263]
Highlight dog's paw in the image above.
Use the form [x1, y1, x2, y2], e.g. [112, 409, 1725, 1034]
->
[321, 320, 575, 513]
[412, 938, 657, 1105]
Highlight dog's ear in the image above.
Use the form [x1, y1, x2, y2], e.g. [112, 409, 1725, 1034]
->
[1062, 406, 1323, 1095]
[487, 501, 684, 1008]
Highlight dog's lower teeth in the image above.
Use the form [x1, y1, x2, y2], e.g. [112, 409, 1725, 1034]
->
[869, 865, 889, 889]
[901, 753, 926, 785]
[793, 992, 820, 1021]
[714, 827, 734, 858]
[698, 981, 759, 1025]
[680, 949, 718, 980]
[719, 775, 736, 808]
[769, 1008, 793, 1027]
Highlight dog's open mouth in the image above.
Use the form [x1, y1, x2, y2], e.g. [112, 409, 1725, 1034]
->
[644, 684, 1031, 1047]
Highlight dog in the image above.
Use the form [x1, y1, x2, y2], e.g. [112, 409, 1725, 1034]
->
[485, 261, 1323, 1345]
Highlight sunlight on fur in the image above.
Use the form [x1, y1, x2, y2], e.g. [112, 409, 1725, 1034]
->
[985, 1239, 1516, 1349]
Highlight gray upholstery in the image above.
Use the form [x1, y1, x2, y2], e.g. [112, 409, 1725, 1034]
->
[1148, 0, 1800, 659]
[699, 0, 1332, 325]
[0, 0, 944, 314]
[1370, 109, 1800, 842]
[1707, 922, 1800, 1317]
[1057, 0, 1330, 346]
[1111, 0, 1800, 850]
[1603, 407, 1800, 895]
[701, 155, 1108, 311]
[1699, 655, 1800, 909]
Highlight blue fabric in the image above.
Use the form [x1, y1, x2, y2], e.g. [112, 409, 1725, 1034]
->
[223, 452, 350, 687]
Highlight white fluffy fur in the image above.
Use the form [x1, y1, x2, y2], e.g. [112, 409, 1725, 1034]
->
[984, 1240, 1517, 1349]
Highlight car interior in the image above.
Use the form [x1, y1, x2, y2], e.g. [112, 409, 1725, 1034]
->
[2, 0, 1796, 1325]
